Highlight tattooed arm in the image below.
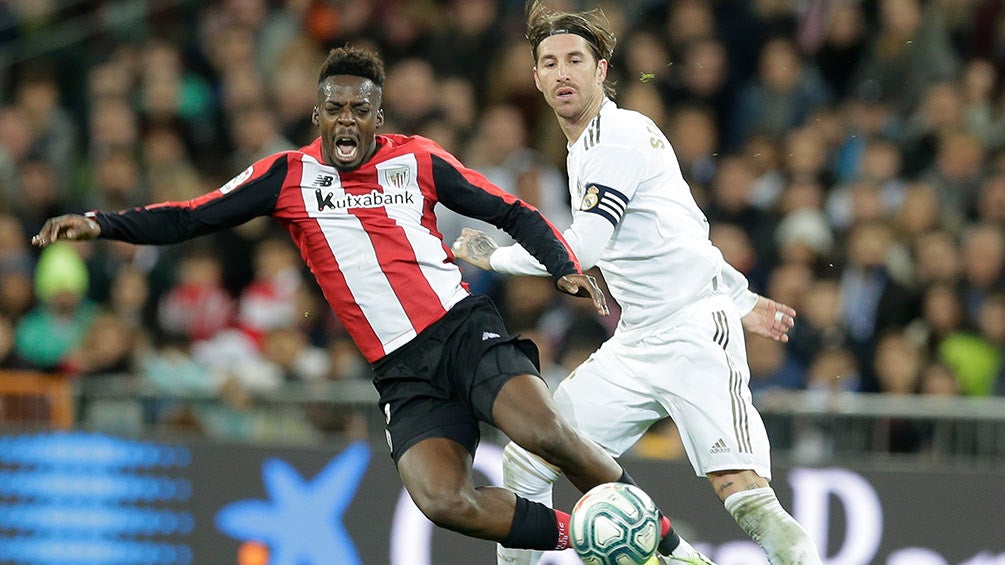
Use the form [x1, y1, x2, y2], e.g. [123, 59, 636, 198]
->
[451, 227, 499, 270]
[452, 227, 607, 313]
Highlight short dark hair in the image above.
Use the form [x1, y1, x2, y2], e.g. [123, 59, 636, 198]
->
[525, 1, 617, 96]
[318, 46, 385, 88]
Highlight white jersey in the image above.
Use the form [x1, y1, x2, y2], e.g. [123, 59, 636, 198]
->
[492, 99, 757, 338]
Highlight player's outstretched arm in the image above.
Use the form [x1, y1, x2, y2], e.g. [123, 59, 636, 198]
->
[741, 295, 796, 343]
[452, 227, 608, 316]
[32, 214, 101, 248]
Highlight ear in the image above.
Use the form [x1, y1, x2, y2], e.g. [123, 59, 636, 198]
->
[376, 109, 384, 127]
[311, 106, 319, 125]
[533, 67, 543, 93]
[597, 59, 609, 85]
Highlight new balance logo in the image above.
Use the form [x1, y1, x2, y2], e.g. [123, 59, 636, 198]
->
[710, 438, 730, 454]
[482, 332, 500, 341]
[313, 174, 334, 187]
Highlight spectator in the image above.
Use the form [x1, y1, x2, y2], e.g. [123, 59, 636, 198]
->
[977, 172, 1005, 225]
[893, 181, 941, 241]
[850, 0, 959, 118]
[839, 220, 919, 390]
[12, 67, 78, 186]
[14, 243, 96, 372]
[731, 36, 832, 147]
[939, 292, 1004, 396]
[424, 0, 504, 95]
[381, 57, 441, 134]
[747, 333, 805, 393]
[0, 107, 35, 208]
[918, 282, 967, 356]
[829, 138, 907, 230]
[667, 105, 719, 187]
[912, 229, 962, 285]
[106, 264, 153, 330]
[706, 155, 778, 267]
[665, 37, 734, 144]
[774, 208, 835, 268]
[959, 223, 1005, 324]
[918, 362, 960, 397]
[237, 236, 305, 344]
[710, 223, 762, 291]
[157, 247, 235, 342]
[805, 346, 860, 393]
[873, 330, 926, 452]
[75, 311, 137, 377]
[812, 0, 868, 97]
[789, 277, 849, 368]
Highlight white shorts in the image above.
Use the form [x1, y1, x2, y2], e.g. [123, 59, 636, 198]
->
[552, 293, 771, 479]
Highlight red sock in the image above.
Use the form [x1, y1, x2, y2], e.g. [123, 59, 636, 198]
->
[554, 509, 571, 550]
[660, 515, 672, 537]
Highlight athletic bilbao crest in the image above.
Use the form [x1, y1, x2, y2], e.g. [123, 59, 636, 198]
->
[383, 166, 410, 190]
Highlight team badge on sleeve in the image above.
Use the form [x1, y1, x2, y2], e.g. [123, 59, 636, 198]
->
[220, 165, 254, 194]
[579, 183, 628, 226]
[581, 186, 600, 210]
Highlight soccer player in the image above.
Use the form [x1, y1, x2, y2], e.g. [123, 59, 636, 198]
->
[451, 4, 823, 565]
[34, 45, 665, 555]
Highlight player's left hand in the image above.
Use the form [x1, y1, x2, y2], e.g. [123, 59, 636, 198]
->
[451, 227, 496, 270]
[741, 295, 796, 342]
[558, 274, 609, 316]
[32, 214, 101, 248]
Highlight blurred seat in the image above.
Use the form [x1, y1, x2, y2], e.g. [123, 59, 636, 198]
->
[0, 370, 74, 429]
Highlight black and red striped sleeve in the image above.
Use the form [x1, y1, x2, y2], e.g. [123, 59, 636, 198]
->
[427, 144, 582, 284]
[89, 154, 288, 245]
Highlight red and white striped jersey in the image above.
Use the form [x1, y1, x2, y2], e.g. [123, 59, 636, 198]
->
[89, 134, 580, 362]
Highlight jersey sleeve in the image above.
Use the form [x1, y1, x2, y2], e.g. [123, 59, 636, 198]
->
[490, 143, 645, 276]
[430, 151, 581, 283]
[719, 258, 759, 316]
[575, 143, 646, 228]
[89, 154, 287, 244]
[490, 212, 613, 275]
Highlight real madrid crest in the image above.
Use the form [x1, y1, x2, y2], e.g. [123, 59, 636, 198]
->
[580, 186, 600, 210]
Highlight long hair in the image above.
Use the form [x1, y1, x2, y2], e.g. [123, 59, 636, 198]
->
[525, 0, 617, 97]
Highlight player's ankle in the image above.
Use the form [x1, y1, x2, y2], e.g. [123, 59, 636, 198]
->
[657, 528, 680, 555]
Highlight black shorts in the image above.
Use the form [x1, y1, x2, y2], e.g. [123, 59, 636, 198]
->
[371, 295, 541, 463]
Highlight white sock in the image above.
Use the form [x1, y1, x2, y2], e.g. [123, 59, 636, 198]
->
[497, 442, 563, 565]
[724, 487, 822, 565]
[670, 537, 710, 561]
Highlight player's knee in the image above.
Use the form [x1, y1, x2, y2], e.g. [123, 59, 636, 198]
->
[518, 419, 580, 467]
[411, 489, 477, 530]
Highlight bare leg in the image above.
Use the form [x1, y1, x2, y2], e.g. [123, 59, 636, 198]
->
[708, 469, 769, 501]
[491, 374, 623, 493]
[398, 436, 519, 541]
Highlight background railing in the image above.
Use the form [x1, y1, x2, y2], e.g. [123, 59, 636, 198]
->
[3, 370, 1003, 468]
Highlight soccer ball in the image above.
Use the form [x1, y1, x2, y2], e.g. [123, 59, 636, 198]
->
[569, 482, 660, 565]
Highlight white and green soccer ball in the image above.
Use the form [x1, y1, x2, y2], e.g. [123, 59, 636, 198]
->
[569, 482, 660, 565]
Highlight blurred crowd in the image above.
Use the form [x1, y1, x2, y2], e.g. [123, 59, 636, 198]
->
[0, 0, 1002, 449]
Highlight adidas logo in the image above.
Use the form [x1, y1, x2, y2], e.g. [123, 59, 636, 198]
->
[482, 332, 500, 341]
[710, 438, 730, 454]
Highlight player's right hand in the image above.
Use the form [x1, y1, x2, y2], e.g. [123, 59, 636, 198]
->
[741, 295, 796, 343]
[32, 214, 101, 248]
